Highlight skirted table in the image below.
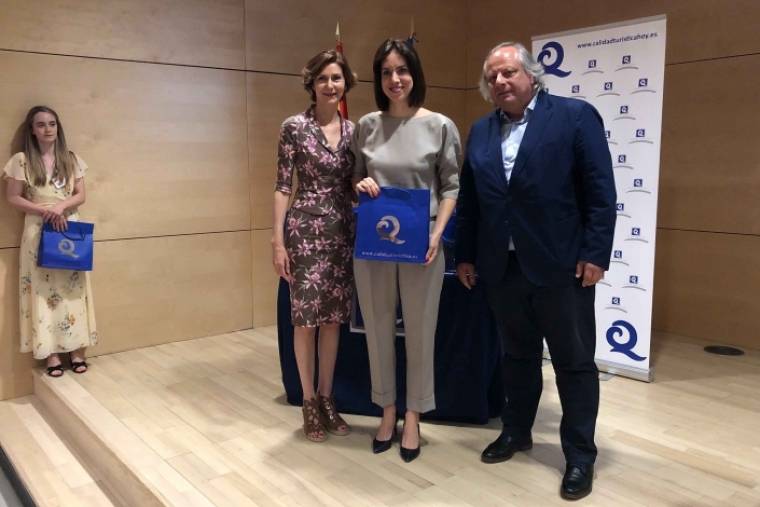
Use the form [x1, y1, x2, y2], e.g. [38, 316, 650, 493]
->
[277, 272, 505, 424]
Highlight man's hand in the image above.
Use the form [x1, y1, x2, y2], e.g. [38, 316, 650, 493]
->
[456, 262, 476, 290]
[576, 261, 604, 287]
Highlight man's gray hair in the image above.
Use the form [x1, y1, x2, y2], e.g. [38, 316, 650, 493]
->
[479, 42, 546, 102]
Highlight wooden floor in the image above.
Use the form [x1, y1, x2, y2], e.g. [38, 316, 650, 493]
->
[16, 327, 760, 506]
[0, 395, 124, 507]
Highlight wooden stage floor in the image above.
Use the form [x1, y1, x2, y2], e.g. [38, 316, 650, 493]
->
[3, 326, 760, 507]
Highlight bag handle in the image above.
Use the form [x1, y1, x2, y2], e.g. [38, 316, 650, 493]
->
[58, 226, 86, 242]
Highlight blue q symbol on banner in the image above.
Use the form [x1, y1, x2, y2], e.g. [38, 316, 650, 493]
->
[588, 59, 597, 68]
[634, 179, 643, 187]
[537, 41, 572, 77]
[376, 216, 405, 244]
[607, 320, 647, 361]
[622, 55, 632, 64]
[639, 78, 648, 87]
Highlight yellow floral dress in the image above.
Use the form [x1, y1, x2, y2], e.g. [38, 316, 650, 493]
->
[3, 153, 97, 359]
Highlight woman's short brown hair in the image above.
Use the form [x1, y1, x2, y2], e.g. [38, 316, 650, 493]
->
[372, 39, 426, 111]
[301, 50, 357, 103]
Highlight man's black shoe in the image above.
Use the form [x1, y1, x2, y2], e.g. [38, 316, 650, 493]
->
[560, 462, 594, 500]
[480, 434, 533, 463]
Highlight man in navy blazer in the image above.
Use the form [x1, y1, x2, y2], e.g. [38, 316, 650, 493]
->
[456, 42, 616, 501]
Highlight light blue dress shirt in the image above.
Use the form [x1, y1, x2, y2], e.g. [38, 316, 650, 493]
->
[500, 92, 538, 250]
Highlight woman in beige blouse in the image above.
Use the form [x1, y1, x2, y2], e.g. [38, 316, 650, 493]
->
[352, 39, 461, 462]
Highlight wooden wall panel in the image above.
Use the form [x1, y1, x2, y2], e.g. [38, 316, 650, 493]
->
[467, 0, 760, 88]
[90, 231, 253, 356]
[465, 89, 494, 141]
[251, 229, 279, 328]
[247, 73, 306, 231]
[424, 88, 467, 139]
[245, 0, 467, 88]
[652, 230, 760, 351]
[659, 55, 760, 234]
[0, 0, 246, 69]
[0, 249, 37, 400]
[0, 0, 475, 400]
[248, 74, 467, 231]
[0, 185, 24, 249]
[0, 52, 250, 245]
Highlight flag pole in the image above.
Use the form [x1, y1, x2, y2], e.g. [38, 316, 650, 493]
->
[335, 22, 349, 119]
[407, 16, 416, 46]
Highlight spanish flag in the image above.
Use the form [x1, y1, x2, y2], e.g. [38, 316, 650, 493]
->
[335, 22, 349, 119]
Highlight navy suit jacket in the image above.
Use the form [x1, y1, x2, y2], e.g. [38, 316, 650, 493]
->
[455, 91, 617, 287]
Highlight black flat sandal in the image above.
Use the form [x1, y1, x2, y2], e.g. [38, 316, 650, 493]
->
[70, 360, 88, 374]
[47, 365, 64, 377]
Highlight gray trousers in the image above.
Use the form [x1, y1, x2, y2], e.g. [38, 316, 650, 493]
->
[354, 248, 444, 413]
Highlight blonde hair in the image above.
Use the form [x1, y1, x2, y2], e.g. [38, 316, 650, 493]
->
[23, 106, 77, 190]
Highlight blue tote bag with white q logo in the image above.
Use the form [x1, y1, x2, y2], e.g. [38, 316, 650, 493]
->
[355, 187, 430, 263]
[37, 221, 94, 271]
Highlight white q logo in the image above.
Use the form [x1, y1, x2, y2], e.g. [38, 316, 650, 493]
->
[376, 215, 405, 245]
[58, 239, 80, 258]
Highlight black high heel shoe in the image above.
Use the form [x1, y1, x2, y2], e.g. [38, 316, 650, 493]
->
[372, 416, 398, 454]
[400, 422, 421, 463]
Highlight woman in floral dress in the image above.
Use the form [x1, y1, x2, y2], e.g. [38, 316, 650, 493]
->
[4, 106, 97, 377]
[272, 50, 357, 442]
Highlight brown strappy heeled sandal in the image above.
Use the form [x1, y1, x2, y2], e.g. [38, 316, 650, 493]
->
[317, 392, 350, 436]
[302, 397, 327, 442]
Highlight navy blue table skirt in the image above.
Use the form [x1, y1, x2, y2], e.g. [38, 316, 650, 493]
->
[277, 272, 505, 424]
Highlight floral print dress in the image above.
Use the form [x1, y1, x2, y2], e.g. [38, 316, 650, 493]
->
[3, 153, 97, 359]
[276, 107, 356, 327]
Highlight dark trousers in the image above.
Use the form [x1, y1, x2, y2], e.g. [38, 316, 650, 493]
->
[486, 251, 599, 464]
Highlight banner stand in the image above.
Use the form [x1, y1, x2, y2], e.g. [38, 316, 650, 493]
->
[597, 359, 654, 383]
[534, 15, 667, 383]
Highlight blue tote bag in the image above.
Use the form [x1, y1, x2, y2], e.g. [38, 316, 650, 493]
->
[355, 187, 430, 264]
[37, 221, 94, 271]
